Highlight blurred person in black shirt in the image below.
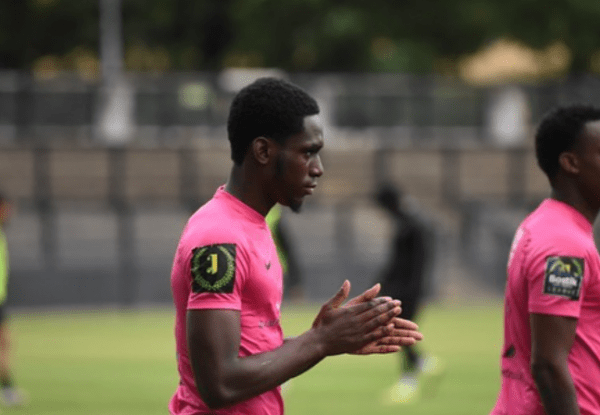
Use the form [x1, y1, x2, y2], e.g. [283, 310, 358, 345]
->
[374, 184, 444, 404]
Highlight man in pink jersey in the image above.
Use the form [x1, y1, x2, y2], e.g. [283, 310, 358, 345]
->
[490, 105, 600, 415]
[169, 77, 424, 415]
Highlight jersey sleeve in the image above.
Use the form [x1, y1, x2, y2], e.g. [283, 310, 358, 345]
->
[185, 236, 250, 311]
[525, 236, 587, 318]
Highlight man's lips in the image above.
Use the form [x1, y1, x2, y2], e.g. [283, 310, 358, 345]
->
[304, 184, 317, 195]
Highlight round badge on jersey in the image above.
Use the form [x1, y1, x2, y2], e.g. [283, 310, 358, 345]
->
[191, 244, 237, 294]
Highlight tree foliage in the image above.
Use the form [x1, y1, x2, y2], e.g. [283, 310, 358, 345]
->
[0, 0, 98, 69]
[0, 0, 599, 74]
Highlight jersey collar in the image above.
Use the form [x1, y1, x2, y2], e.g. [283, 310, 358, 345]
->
[544, 198, 594, 236]
[214, 185, 267, 227]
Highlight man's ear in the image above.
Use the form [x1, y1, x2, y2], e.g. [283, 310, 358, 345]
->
[251, 136, 274, 165]
[558, 151, 580, 175]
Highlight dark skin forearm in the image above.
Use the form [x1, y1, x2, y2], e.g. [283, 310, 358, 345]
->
[192, 325, 326, 408]
[530, 313, 580, 415]
[188, 287, 404, 409]
[532, 358, 579, 415]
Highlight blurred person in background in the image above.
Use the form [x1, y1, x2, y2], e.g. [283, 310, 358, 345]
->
[490, 105, 600, 415]
[374, 183, 444, 404]
[168, 77, 423, 415]
[0, 194, 26, 407]
[265, 203, 304, 301]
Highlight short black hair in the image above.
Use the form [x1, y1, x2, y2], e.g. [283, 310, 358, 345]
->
[535, 104, 600, 182]
[226, 77, 320, 165]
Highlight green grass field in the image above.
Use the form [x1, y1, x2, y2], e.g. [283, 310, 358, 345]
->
[8, 300, 504, 415]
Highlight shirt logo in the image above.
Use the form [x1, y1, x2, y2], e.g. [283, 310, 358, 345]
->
[543, 256, 584, 301]
[191, 244, 236, 294]
[265, 261, 271, 270]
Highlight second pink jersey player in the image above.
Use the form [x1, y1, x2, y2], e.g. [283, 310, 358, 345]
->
[169, 186, 284, 415]
[491, 198, 600, 415]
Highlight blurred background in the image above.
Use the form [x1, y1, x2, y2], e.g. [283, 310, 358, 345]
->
[3, 0, 600, 308]
[3, 1, 600, 414]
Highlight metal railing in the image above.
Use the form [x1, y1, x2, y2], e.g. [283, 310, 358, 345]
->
[2, 71, 600, 145]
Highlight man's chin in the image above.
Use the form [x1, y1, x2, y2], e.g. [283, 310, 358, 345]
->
[286, 198, 303, 214]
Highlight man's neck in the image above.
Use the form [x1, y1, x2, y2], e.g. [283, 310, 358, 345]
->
[551, 187, 599, 224]
[225, 166, 273, 217]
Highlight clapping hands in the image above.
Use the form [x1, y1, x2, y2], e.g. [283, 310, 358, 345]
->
[312, 280, 423, 356]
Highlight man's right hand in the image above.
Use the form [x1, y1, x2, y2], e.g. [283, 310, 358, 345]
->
[311, 280, 402, 356]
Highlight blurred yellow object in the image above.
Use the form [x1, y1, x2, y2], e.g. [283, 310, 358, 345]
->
[265, 204, 288, 274]
[459, 39, 571, 85]
[381, 354, 445, 405]
[382, 375, 420, 404]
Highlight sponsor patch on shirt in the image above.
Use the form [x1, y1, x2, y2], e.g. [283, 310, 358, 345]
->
[543, 256, 584, 300]
[191, 244, 236, 294]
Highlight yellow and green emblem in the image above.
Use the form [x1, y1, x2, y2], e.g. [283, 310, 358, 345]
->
[191, 244, 236, 293]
